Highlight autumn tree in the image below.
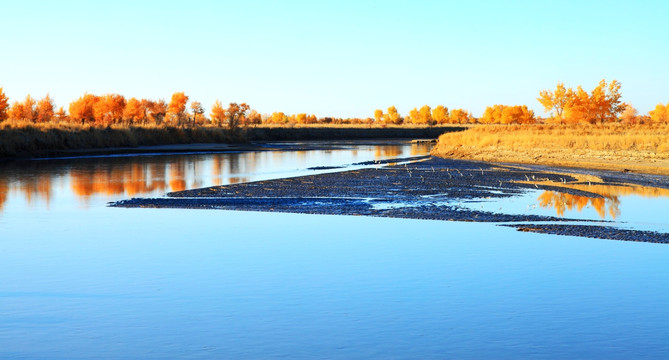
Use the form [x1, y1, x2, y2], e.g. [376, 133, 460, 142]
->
[123, 97, 144, 123]
[166, 92, 189, 125]
[8, 101, 24, 121]
[210, 100, 226, 126]
[418, 105, 433, 125]
[295, 113, 308, 124]
[35, 94, 55, 122]
[619, 103, 639, 124]
[0, 87, 8, 121]
[501, 105, 535, 124]
[147, 99, 167, 124]
[384, 106, 401, 124]
[431, 105, 449, 124]
[479, 105, 500, 124]
[69, 94, 98, 123]
[269, 112, 287, 124]
[374, 109, 383, 123]
[649, 103, 669, 124]
[225, 102, 250, 130]
[8, 95, 37, 121]
[54, 107, 67, 121]
[406, 107, 419, 124]
[190, 101, 204, 124]
[481, 105, 535, 124]
[246, 109, 263, 125]
[537, 82, 573, 122]
[539, 80, 625, 124]
[93, 94, 126, 125]
[449, 109, 472, 124]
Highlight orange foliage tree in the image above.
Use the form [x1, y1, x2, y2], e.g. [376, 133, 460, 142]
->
[123, 98, 145, 124]
[35, 94, 55, 122]
[93, 94, 126, 125]
[225, 102, 250, 130]
[147, 99, 167, 124]
[9, 95, 37, 121]
[0, 87, 9, 121]
[538, 80, 625, 124]
[432, 105, 449, 124]
[374, 109, 383, 123]
[210, 100, 226, 126]
[69, 94, 98, 123]
[481, 105, 535, 124]
[166, 92, 189, 125]
[384, 106, 401, 124]
[295, 113, 308, 124]
[649, 103, 669, 124]
[449, 108, 472, 124]
[246, 109, 263, 125]
[406, 107, 419, 124]
[618, 103, 638, 124]
[537, 82, 572, 121]
[190, 101, 204, 124]
[54, 107, 67, 121]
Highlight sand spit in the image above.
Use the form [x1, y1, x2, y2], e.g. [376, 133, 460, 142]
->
[112, 157, 669, 243]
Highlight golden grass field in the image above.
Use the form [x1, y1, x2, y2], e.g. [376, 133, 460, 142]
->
[431, 124, 669, 175]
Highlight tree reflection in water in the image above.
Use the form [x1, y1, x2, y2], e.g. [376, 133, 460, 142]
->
[537, 183, 669, 219]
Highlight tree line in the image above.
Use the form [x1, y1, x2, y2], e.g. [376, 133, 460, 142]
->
[1, 79, 667, 128]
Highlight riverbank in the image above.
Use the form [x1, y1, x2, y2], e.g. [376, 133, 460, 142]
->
[431, 124, 669, 175]
[112, 156, 669, 244]
[0, 123, 462, 159]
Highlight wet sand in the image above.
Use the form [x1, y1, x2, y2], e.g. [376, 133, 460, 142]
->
[112, 157, 669, 244]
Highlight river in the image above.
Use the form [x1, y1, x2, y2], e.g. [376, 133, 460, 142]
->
[1, 140, 668, 359]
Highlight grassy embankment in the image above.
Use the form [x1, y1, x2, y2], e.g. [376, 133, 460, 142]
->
[0, 120, 465, 158]
[432, 124, 669, 175]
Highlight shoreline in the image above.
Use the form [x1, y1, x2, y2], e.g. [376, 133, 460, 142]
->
[0, 125, 463, 160]
[432, 146, 669, 176]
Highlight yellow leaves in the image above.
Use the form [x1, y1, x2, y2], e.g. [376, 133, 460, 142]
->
[649, 103, 669, 124]
[373, 109, 383, 122]
[166, 92, 189, 124]
[431, 105, 448, 124]
[35, 94, 55, 123]
[210, 100, 226, 126]
[385, 106, 401, 124]
[0, 87, 8, 121]
[167, 92, 188, 115]
[123, 98, 144, 123]
[449, 109, 472, 124]
[539, 80, 625, 124]
[537, 82, 572, 117]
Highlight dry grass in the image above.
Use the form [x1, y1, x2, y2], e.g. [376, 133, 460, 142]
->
[0, 121, 244, 158]
[432, 124, 669, 175]
[0, 120, 462, 158]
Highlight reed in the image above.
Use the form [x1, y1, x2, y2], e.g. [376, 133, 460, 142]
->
[0, 120, 463, 158]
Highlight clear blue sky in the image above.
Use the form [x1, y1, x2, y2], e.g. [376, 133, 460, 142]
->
[2, 0, 668, 118]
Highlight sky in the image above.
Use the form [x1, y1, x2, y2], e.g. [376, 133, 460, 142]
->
[1, 0, 668, 118]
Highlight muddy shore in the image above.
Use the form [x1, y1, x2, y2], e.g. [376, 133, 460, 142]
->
[112, 156, 669, 244]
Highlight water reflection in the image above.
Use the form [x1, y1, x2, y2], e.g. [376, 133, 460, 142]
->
[0, 142, 430, 213]
[537, 183, 669, 219]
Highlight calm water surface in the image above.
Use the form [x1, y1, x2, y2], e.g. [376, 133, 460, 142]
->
[1, 141, 668, 359]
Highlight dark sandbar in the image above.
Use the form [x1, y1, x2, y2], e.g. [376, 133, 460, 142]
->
[111, 157, 669, 243]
